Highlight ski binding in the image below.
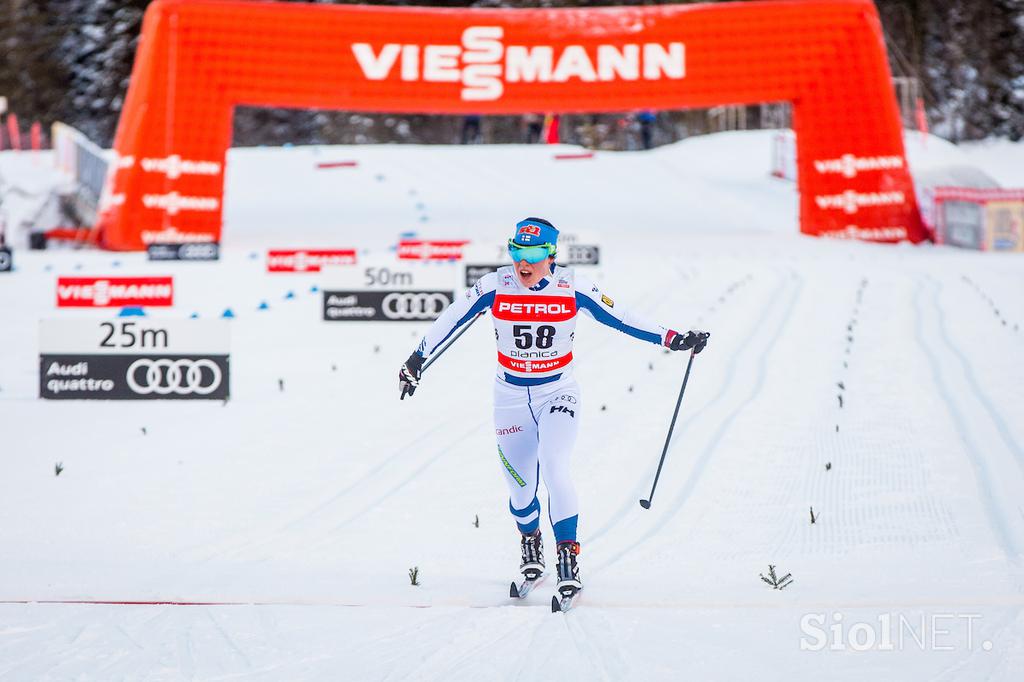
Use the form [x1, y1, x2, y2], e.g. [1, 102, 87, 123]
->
[550, 586, 581, 613]
[509, 571, 546, 599]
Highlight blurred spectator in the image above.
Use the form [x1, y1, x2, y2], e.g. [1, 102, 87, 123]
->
[616, 115, 635, 150]
[461, 115, 481, 144]
[638, 110, 656, 150]
[523, 114, 543, 143]
[543, 114, 560, 144]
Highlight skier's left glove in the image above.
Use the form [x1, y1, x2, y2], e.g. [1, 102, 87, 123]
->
[666, 329, 710, 354]
[399, 352, 425, 400]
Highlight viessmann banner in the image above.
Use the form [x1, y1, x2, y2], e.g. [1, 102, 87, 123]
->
[98, 0, 923, 250]
[267, 249, 358, 272]
[40, 319, 230, 400]
[56, 276, 174, 307]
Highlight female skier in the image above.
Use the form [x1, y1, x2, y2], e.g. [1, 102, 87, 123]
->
[398, 217, 709, 603]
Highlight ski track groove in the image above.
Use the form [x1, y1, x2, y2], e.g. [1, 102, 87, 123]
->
[585, 266, 790, 552]
[321, 421, 486, 538]
[766, 275, 875, 559]
[394, 610, 533, 681]
[361, 610, 460, 679]
[585, 271, 765, 548]
[565, 609, 631, 681]
[202, 414, 466, 561]
[590, 269, 801, 569]
[932, 606, 1022, 682]
[510, 615, 557, 681]
[115, 622, 146, 651]
[912, 275, 1020, 558]
[177, 620, 197, 681]
[206, 608, 253, 672]
[552, 612, 608, 681]
[932, 278, 1024, 477]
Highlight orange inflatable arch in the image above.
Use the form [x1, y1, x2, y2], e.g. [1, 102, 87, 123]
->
[99, 0, 923, 249]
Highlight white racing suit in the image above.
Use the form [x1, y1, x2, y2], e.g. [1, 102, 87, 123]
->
[416, 265, 672, 544]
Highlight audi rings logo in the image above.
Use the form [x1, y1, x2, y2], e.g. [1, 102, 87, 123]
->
[382, 292, 451, 320]
[323, 290, 453, 322]
[126, 358, 223, 395]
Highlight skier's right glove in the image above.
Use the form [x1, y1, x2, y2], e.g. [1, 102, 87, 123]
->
[666, 329, 710, 354]
[399, 351, 425, 400]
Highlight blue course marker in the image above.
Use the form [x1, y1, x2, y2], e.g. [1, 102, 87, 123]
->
[118, 306, 146, 317]
[285, 291, 295, 300]
[258, 301, 269, 310]
[189, 312, 199, 319]
[222, 308, 236, 318]
[310, 285, 319, 293]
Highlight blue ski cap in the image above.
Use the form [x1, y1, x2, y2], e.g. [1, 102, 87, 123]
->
[511, 217, 559, 248]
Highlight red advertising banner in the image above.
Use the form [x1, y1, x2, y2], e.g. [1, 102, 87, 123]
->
[56, 277, 174, 307]
[267, 249, 358, 272]
[396, 240, 470, 260]
[491, 295, 577, 322]
[97, 0, 923, 249]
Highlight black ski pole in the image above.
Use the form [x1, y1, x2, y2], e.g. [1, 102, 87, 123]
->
[421, 311, 484, 374]
[640, 348, 697, 509]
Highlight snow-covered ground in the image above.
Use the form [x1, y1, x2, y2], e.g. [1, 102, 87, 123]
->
[1, 131, 1023, 680]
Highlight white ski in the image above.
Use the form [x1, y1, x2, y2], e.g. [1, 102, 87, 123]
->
[550, 587, 581, 613]
[509, 572, 546, 599]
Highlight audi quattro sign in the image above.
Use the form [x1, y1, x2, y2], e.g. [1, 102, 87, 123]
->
[560, 244, 601, 266]
[464, 263, 504, 288]
[147, 242, 220, 261]
[324, 290, 454, 321]
[322, 260, 458, 322]
[39, 319, 230, 400]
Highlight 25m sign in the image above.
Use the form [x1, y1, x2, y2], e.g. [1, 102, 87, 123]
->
[40, 319, 230, 400]
[56, 276, 174, 307]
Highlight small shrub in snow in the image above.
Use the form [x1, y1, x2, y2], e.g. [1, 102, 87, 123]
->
[760, 565, 793, 590]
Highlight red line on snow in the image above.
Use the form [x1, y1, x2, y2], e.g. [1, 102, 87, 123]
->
[552, 152, 594, 161]
[1, 600, 249, 606]
[0, 599, 442, 608]
[316, 161, 359, 169]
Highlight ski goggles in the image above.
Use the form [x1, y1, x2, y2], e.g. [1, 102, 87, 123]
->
[507, 239, 556, 264]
